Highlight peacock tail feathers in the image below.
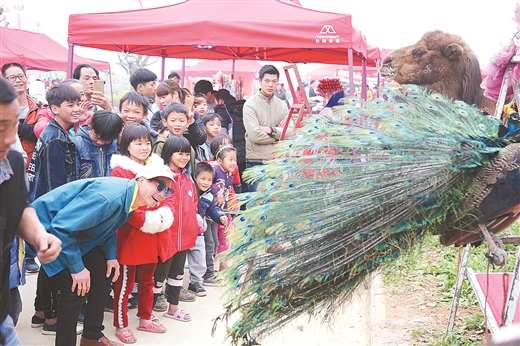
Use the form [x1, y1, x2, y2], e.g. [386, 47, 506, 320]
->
[217, 85, 517, 345]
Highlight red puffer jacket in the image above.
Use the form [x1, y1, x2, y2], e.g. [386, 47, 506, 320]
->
[157, 168, 199, 262]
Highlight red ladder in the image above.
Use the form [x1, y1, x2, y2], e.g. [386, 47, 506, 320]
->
[280, 64, 314, 140]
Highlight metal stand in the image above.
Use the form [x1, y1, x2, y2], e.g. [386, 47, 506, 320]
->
[447, 241, 520, 336]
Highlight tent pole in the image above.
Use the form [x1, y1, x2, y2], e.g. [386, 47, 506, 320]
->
[109, 68, 114, 109]
[232, 60, 236, 80]
[181, 59, 186, 88]
[348, 48, 354, 96]
[67, 43, 75, 79]
[161, 56, 166, 81]
[361, 58, 367, 100]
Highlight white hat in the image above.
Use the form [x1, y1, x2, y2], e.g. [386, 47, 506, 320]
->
[136, 163, 174, 181]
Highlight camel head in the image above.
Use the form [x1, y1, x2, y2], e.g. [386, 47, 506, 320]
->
[380, 30, 485, 109]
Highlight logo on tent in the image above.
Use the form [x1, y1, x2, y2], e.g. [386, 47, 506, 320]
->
[316, 25, 340, 44]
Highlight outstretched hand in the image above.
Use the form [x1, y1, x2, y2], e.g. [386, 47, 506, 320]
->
[220, 215, 229, 228]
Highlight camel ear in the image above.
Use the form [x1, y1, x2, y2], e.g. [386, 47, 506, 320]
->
[443, 43, 463, 60]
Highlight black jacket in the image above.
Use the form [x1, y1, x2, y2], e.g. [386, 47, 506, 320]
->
[215, 99, 246, 168]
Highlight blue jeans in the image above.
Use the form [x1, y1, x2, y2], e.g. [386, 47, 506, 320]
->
[0, 315, 22, 345]
[8, 288, 22, 326]
[245, 162, 264, 192]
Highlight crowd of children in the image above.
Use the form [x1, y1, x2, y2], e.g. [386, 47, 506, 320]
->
[4, 62, 245, 345]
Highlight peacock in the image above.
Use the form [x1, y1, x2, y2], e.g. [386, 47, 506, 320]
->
[215, 84, 520, 345]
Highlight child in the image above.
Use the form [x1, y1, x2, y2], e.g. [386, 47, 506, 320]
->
[189, 162, 228, 296]
[34, 79, 93, 139]
[153, 136, 200, 321]
[208, 135, 240, 273]
[73, 110, 123, 179]
[154, 102, 206, 159]
[119, 91, 149, 127]
[193, 93, 208, 118]
[110, 124, 173, 343]
[27, 84, 80, 334]
[194, 113, 221, 164]
[150, 80, 185, 131]
[28, 84, 79, 202]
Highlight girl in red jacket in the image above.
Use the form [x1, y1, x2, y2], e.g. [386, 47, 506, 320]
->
[154, 136, 200, 322]
[111, 124, 174, 343]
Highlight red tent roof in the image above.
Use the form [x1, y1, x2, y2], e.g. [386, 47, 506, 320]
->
[68, 0, 371, 65]
[304, 64, 380, 81]
[0, 27, 110, 72]
[185, 60, 265, 78]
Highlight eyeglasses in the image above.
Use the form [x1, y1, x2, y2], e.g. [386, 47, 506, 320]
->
[6, 74, 27, 82]
[150, 179, 174, 198]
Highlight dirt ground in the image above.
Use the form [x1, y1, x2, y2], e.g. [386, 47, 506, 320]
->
[373, 274, 484, 346]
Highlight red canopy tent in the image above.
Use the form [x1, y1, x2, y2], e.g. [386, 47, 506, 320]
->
[0, 27, 110, 72]
[185, 60, 264, 78]
[67, 0, 376, 94]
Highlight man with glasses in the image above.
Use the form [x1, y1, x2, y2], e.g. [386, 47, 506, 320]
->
[30, 162, 174, 346]
[243, 64, 292, 191]
[1, 62, 42, 171]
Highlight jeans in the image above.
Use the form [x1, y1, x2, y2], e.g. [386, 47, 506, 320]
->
[0, 315, 22, 346]
[245, 162, 264, 192]
[8, 288, 22, 326]
[51, 246, 112, 346]
[25, 242, 37, 260]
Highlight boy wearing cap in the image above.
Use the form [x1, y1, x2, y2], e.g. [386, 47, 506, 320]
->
[31, 163, 174, 346]
[194, 79, 217, 113]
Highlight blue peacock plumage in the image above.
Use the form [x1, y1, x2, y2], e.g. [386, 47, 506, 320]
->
[216, 85, 520, 345]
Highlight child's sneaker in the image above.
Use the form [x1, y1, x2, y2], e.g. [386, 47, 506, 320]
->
[179, 287, 196, 302]
[202, 276, 221, 287]
[31, 315, 45, 328]
[153, 294, 167, 312]
[188, 282, 207, 297]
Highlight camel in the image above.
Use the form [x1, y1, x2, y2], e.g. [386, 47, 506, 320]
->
[380, 30, 497, 115]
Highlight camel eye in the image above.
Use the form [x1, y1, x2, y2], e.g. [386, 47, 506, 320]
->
[412, 49, 426, 60]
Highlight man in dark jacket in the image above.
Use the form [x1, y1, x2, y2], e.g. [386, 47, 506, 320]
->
[0, 77, 61, 345]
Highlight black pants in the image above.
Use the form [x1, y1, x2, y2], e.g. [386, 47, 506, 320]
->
[50, 246, 112, 346]
[35, 267, 59, 319]
[154, 251, 187, 305]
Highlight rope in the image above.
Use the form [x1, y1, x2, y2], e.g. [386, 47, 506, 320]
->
[501, 272, 510, 325]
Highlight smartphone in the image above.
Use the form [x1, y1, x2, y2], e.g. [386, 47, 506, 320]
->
[93, 80, 104, 93]
[184, 94, 194, 109]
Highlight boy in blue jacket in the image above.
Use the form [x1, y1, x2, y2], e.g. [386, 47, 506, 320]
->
[188, 162, 228, 295]
[27, 85, 80, 202]
[31, 163, 174, 346]
[73, 110, 124, 179]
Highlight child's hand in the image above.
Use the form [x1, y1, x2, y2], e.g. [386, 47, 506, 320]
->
[188, 111, 195, 125]
[215, 192, 225, 207]
[78, 101, 91, 122]
[220, 215, 228, 227]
